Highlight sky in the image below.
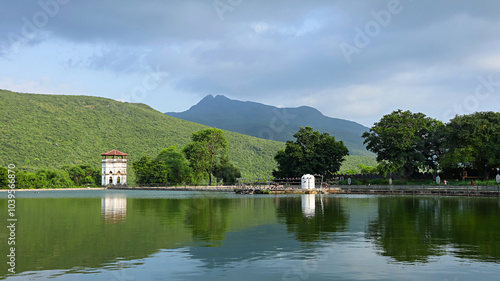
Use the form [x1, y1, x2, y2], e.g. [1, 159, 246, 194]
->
[1, 0, 500, 127]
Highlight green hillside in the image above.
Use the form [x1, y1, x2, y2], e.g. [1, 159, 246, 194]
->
[0, 90, 284, 182]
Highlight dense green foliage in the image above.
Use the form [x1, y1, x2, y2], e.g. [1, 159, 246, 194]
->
[213, 156, 242, 184]
[0, 164, 101, 189]
[133, 146, 194, 185]
[132, 130, 242, 185]
[273, 127, 349, 178]
[338, 155, 378, 174]
[441, 112, 500, 179]
[133, 156, 169, 185]
[166, 94, 373, 156]
[362, 110, 443, 179]
[0, 90, 284, 181]
[363, 110, 500, 180]
[157, 146, 193, 184]
[0, 167, 7, 187]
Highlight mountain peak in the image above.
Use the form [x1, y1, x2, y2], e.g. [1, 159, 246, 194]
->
[214, 94, 229, 100]
[189, 94, 235, 113]
[165, 95, 372, 156]
[201, 94, 229, 99]
[200, 94, 214, 101]
[198, 94, 230, 104]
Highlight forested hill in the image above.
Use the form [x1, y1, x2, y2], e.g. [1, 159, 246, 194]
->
[0, 90, 284, 180]
[166, 94, 373, 156]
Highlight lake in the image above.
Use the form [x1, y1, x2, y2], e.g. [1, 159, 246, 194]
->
[1, 190, 500, 280]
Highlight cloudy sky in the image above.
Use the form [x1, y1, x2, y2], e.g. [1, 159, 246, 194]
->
[1, 0, 500, 127]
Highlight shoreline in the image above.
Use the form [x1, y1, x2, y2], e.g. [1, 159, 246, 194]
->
[0, 188, 106, 192]
[2, 184, 499, 197]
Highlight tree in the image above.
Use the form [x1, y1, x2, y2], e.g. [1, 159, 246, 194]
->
[273, 127, 349, 178]
[362, 110, 443, 179]
[357, 164, 377, 174]
[133, 156, 153, 184]
[49, 169, 74, 188]
[133, 157, 169, 185]
[184, 128, 228, 185]
[65, 165, 85, 186]
[64, 164, 101, 186]
[441, 112, 500, 179]
[149, 160, 169, 184]
[157, 146, 192, 185]
[16, 170, 38, 188]
[213, 156, 242, 184]
[0, 167, 9, 188]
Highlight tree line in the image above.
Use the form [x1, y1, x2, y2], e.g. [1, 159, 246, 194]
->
[272, 111, 500, 182]
[362, 110, 500, 180]
[0, 164, 101, 189]
[133, 128, 241, 186]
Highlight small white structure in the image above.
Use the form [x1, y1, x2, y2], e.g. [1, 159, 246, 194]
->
[101, 149, 128, 186]
[301, 174, 315, 189]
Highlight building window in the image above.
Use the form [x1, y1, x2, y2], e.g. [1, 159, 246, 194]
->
[109, 177, 113, 184]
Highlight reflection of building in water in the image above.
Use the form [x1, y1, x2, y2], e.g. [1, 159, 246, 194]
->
[101, 195, 127, 223]
[302, 194, 316, 218]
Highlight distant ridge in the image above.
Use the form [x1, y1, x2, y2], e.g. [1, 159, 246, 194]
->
[166, 95, 373, 156]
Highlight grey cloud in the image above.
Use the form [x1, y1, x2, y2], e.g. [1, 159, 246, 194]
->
[2, 0, 500, 124]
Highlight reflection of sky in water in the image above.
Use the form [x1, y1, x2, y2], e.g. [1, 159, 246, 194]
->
[5, 238, 499, 281]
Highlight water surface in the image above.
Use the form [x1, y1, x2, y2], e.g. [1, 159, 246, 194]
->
[1, 190, 500, 280]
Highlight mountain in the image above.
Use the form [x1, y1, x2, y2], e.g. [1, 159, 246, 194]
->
[166, 95, 373, 156]
[0, 90, 284, 181]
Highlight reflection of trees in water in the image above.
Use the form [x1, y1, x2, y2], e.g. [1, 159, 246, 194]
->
[276, 196, 348, 242]
[446, 199, 500, 262]
[366, 197, 500, 264]
[184, 198, 232, 246]
[133, 198, 184, 219]
[366, 197, 447, 263]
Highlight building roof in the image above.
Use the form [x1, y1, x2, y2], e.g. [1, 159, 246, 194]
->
[101, 149, 128, 156]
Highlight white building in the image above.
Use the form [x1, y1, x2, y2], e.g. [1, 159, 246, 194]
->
[101, 149, 128, 186]
[301, 174, 315, 189]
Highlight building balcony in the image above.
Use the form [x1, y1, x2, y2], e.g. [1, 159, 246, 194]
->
[102, 159, 127, 163]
